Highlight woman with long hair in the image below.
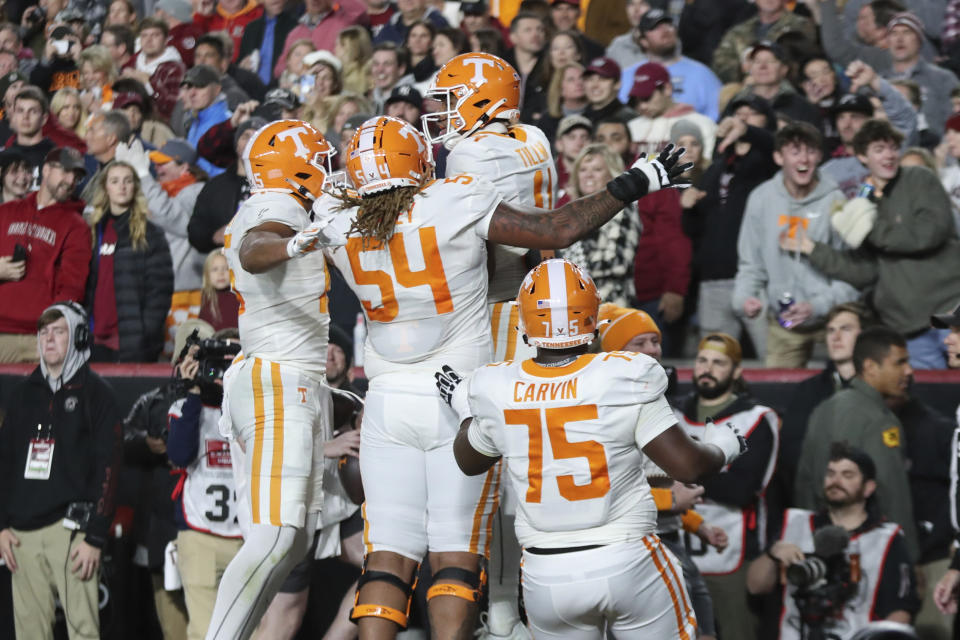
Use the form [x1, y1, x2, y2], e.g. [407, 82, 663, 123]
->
[336, 26, 373, 96]
[51, 87, 89, 137]
[86, 160, 173, 362]
[405, 20, 437, 81]
[537, 61, 587, 140]
[558, 144, 640, 307]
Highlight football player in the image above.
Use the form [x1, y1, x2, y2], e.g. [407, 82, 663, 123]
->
[440, 259, 746, 639]
[424, 53, 557, 638]
[204, 120, 345, 640]
[322, 115, 692, 640]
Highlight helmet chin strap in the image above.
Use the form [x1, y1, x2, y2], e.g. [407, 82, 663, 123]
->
[285, 178, 317, 202]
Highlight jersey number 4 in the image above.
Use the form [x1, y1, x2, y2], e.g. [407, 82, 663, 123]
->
[345, 227, 453, 322]
[504, 405, 610, 503]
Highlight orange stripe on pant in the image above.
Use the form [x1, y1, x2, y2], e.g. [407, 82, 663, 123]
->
[656, 540, 697, 629]
[362, 503, 372, 554]
[469, 465, 498, 554]
[269, 362, 285, 525]
[481, 462, 503, 558]
[642, 536, 691, 640]
[250, 359, 266, 523]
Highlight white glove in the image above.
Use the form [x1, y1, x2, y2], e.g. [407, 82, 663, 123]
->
[285, 221, 330, 258]
[435, 365, 472, 426]
[703, 418, 747, 466]
[831, 197, 877, 248]
[114, 139, 151, 178]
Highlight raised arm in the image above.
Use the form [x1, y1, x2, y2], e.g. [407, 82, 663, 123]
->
[487, 145, 693, 250]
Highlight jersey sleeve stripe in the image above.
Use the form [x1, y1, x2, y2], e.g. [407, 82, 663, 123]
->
[268, 361, 285, 526]
[250, 358, 266, 524]
[643, 535, 692, 640]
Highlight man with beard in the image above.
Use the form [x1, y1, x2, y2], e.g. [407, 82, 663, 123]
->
[674, 333, 780, 640]
[616, 9, 722, 121]
[748, 443, 919, 638]
[795, 326, 919, 561]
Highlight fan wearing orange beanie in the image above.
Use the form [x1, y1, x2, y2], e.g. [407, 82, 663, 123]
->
[597, 302, 727, 640]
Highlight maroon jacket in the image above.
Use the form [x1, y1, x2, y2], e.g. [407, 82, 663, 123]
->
[632, 189, 691, 302]
[0, 192, 91, 334]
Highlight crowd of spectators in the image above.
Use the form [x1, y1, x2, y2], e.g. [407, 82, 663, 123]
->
[3, 0, 960, 637]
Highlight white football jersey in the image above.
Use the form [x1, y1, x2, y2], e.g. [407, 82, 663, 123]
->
[324, 175, 502, 378]
[466, 351, 677, 548]
[224, 191, 336, 380]
[447, 124, 557, 303]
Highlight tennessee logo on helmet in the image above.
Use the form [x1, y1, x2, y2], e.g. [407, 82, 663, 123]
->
[346, 116, 432, 196]
[517, 259, 601, 349]
[422, 52, 521, 148]
[243, 119, 338, 201]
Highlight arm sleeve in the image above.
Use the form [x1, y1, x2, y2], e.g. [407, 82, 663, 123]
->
[467, 177, 504, 241]
[867, 171, 955, 254]
[467, 420, 501, 458]
[876, 78, 918, 143]
[121, 389, 161, 467]
[142, 228, 174, 359]
[633, 395, 678, 448]
[872, 532, 921, 619]
[141, 174, 195, 237]
[166, 395, 202, 467]
[85, 378, 123, 548]
[702, 412, 777, 507]
[731, 191, 767, 312]
[188, 180, 227, 253]
[53, 217, 93, 302]
[807, 242, 880, 290]
[794, 405, 825, 510]
[647, 190, 691, 296]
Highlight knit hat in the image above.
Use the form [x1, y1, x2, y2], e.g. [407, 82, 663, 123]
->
[697, 332, 742, 367]
[234, 116, 267, 148]
[887, 12, 924, 39]
[670, 119, 703, 147]
[597, 303, 661, 352]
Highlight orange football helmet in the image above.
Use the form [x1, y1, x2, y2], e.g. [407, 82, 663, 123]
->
[517, 259, 601, 349]
[346, 116, 431, 196]
[243, 119, 337, 201]
[422, 52, 520, 148]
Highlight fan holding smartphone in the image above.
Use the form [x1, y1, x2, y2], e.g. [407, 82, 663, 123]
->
[0, 243, 26, 281]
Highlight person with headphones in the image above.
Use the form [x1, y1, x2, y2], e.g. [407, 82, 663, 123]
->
[0, 301, 123, 640]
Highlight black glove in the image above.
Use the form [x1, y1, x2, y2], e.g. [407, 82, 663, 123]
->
[434, 365, 463, 408]
[606, 144, 695, 203]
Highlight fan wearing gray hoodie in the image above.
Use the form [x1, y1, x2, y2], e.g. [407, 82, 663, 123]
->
[733, 122, 861, 367]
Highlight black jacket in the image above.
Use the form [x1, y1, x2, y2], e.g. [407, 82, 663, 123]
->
[123, 383, 184, 568]
[237, 10, 299, 87]
[683, 124, 776, 281]
[0, 365, 122, 548]
[188, 166, 249, 253]
[87, 211, 174, 362]
[778, 363, 851, 504]
[896, 397, 955, 564]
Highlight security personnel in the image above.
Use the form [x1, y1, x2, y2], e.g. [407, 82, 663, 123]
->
[674, 332, 780, 640]
[795, 326, 919, 562]
[0, 301, 122, 640]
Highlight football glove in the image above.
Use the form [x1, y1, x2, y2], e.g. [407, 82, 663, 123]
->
[606, 144, 694, 203]
[286, 222, 329, 258]
[435, 365, 472, 425]
[703, 418, 747, 466]
[831, 197, 877, 249]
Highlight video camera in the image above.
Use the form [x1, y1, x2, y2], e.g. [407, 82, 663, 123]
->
[175, 329, 241, 404]
[788, 525, 860, 640]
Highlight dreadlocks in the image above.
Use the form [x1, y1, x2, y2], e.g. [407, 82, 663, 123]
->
[334, 179, 426, 246]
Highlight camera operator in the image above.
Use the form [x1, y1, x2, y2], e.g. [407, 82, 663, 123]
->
[747, 443, 919, 639]
[0, 301, 122, 639]
[121, 321, 217, 638]
[166, 327, 242, 640]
